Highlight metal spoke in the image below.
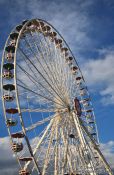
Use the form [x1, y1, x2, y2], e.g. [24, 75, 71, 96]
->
[17, 83, 65, 108]
[19, 44, 68, 107]
[25, 115, 55, 132]
[17, 62, 65, 106]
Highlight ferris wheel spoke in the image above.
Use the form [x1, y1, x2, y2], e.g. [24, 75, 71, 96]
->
[53, 118, 61, 175]
[21, 107, 67, 114]
[79, 118, 113, 174]
[31, 124, 52, 149]
[33, 118, 55, 156]
[61, 122, 82, 174]
[17, 78, 53, 101]
[52, 41, 66, 78]
[60, 130, 72, 173]
[18, 46, 56, 88]
[60, 128, 74, 174]
[78, 147, 89, 174]
[32, 124, 56, 172]
[24, 35, 67, 101]
[30, 32, 54, 73]
[18, 48, 41, 84]
[62, 138, 68, 174]
[17, 83, 66, 108]
[25, 115, 55, 132]
[27, 31, 71, 105]
[42, 121, 56, 175]
[51, 44, 68, 96]
[72, 113, 104, 174]
[21, 108, 55, 113]
[17, 63, 65, 106]
[71, 142, 90, 174]
[19, 47, 68, 107]
[35, 32, 66, 98]
[37, 35, 69, 103]
[24, 118, 55, 171]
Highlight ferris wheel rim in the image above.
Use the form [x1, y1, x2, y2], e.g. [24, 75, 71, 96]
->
[0, 25, 23, 169]
[1, 18, 99, 174]
[1, 18, 112, 175]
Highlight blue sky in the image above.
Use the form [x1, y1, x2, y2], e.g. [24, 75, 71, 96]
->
[0, 0, 114, 173]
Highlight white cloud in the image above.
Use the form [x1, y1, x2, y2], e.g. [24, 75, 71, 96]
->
[82, 50, 114, 105]
[100, 141, 114, 169]
[29, 0, 93, 51]
[0, 137, 18, 175]
[6, 0, 95, 53]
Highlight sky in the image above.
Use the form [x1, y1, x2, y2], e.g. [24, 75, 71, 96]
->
[0, 0, 114, 174]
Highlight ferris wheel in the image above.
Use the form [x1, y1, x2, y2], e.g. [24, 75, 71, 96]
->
[1, 19, 113, 175]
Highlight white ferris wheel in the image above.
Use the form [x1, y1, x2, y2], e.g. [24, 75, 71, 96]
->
[1, 19, 113, 175]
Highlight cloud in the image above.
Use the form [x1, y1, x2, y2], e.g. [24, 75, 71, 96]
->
[0, 136, 44, 175]
[100, 141, 114, 168]
[0, 137, 19, 175]
[28, 0, 94, 51]
[82, 49, 114, 105]
[3, 0, 95, 52]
